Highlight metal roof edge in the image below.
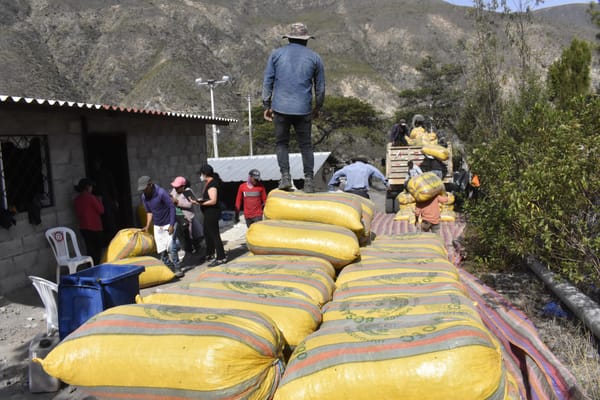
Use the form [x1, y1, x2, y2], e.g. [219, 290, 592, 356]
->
[0, 94, 237, 123]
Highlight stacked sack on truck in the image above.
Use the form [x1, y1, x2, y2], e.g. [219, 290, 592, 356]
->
[34, 303, 285, 399]
[274, 232, 521, 400]
[139, 254, 336, 347]
[103, 228, 176, 288]
[407, 125, 438, 145]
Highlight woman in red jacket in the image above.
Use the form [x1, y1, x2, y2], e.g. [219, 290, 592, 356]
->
[74, 178, 104, 264]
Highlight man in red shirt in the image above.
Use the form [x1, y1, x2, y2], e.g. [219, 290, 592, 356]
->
[235, 169, 267, 227]
[415, 193, 449, 234]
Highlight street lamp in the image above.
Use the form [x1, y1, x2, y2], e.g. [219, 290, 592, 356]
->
[195, 75, 231, 158]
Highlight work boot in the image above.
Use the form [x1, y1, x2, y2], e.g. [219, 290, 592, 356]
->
[171, 265, 184, 278]
[303, 176, 315, 193]
[279, 173, 293, 191]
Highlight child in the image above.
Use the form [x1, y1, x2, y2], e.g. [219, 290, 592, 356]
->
[415, 192, 449, 234]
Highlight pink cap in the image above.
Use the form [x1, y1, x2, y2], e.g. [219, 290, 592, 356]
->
[171, 176, 186, 188]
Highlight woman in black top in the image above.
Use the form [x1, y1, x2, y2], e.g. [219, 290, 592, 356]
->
[197, 164, 226, 266]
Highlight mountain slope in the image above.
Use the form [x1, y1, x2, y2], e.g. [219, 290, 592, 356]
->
[0, 0, 597, 142]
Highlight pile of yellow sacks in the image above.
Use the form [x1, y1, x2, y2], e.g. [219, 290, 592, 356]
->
[36, 192, 520, 399]
[274, 232, 520, 400]
[407, 126, 439, 145]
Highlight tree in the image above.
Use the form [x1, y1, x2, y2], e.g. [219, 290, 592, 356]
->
[250, 96, 386, 160]
[313, 96, 382, 147]
[465, 96, 600, 285]
[396, 56, 463, 134]
[547, 38, 592, 109]
[456, 0, 505, 145]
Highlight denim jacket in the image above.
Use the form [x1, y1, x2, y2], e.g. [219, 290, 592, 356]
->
[262, 43, 325, 116]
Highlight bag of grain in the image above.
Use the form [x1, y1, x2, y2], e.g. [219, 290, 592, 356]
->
[104, 228, 156, 262]
[247, 220, 360, 269]
[34, 304, 285, 399]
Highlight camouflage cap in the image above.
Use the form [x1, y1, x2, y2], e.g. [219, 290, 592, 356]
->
[282, 22, 315, 40]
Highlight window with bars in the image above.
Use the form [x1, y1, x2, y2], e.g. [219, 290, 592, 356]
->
[0, 136, 53, 213]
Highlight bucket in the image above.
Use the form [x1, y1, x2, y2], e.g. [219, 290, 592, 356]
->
[28, 333, 61, 393]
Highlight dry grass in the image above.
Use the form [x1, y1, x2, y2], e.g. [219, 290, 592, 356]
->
[477, 270, 600, 399]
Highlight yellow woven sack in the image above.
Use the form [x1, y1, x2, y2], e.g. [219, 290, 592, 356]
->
[34, 304, 285, 399]
[138, 281, 322, 347]
[333, 272, 464, 301]
[348, 193, 375, 236]
[322, 293, 482, 324]
[231, 254, 336, 279]
[263, 189, 364, 234]
[336, 256, 459, 286]
[441, 210, 456, 222]
[409, 126, 426, 140]
[105, 228, 156, 262]
[422, 143, 450, 161]
[393, 209, 415, 223]
[274, 315, 505, 400]
[406, 172, 445, 202]
[369, 233, 448, 257]
[197, 264, 335, 306]
[247, 220, 360, 269]
[396, 191, 415, 205]
[446, 192, 455, 205]
[110, 256, 175, 289]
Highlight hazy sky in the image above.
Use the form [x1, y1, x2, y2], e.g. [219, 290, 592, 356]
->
[443, 0, 595, 8]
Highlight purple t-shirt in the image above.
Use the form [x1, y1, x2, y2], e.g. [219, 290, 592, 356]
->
[142, 184, 175, 227]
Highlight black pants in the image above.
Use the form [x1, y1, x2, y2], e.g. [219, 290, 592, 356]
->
[203, 207, 225, 260]
[345, 188, 370, 199]
[80, 229, 104, 265]
[274, 112, 314, 176]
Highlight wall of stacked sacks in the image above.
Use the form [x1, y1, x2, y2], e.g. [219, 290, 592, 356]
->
[34, 189, 520, 399]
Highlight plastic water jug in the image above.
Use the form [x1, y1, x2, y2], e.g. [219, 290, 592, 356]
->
[28, 333, 61, 393]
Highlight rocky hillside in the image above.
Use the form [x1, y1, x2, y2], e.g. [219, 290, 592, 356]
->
[0, 0, 597, 137]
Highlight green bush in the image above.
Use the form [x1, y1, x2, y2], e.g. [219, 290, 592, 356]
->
[465, 95, 600, 285]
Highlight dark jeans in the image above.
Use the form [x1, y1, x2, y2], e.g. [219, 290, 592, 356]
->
[273, 112, 314, 177]
[80, 229, 104, 265]
[245, 216, 262, 227]
[420, 220, 441, 234]
[345, 188, 370, 199]
[203, 207, 225, 260]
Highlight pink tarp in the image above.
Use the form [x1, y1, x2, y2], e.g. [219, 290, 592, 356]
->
[370, 212, 588, 400]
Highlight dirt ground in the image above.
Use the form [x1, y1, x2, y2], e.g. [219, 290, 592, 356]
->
[1, 190, 598, 398]
[0, 218, 249, 400]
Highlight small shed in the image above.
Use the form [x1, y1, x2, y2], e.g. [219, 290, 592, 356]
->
[0, 95, 235, 294]
[205, 152, 333, 209]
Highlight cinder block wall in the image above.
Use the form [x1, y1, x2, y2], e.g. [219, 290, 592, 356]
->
[0, 105, 209, 295]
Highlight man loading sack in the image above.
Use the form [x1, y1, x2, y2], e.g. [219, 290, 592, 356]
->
[328, 155, 390, 199]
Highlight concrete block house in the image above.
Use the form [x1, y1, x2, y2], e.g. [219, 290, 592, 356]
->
[0, 95, 235, 295]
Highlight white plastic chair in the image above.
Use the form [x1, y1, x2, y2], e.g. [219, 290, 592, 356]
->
[45, 227, 94, 283]
[29, 276, 59, 336]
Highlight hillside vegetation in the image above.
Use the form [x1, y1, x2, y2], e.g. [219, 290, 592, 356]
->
[1, 0, 599, 288]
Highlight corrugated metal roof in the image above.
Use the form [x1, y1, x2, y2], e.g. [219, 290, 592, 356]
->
[208, 152, 331, 182]
[0, 95, 237, 123]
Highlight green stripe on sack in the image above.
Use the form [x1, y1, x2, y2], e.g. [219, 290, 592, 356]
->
[67, 305, 281, 355]
[282, 321, 497, 383]
[158, 285, 322, 322]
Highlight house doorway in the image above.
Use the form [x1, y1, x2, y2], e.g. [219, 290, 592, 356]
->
[83, 133, 133, 244]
